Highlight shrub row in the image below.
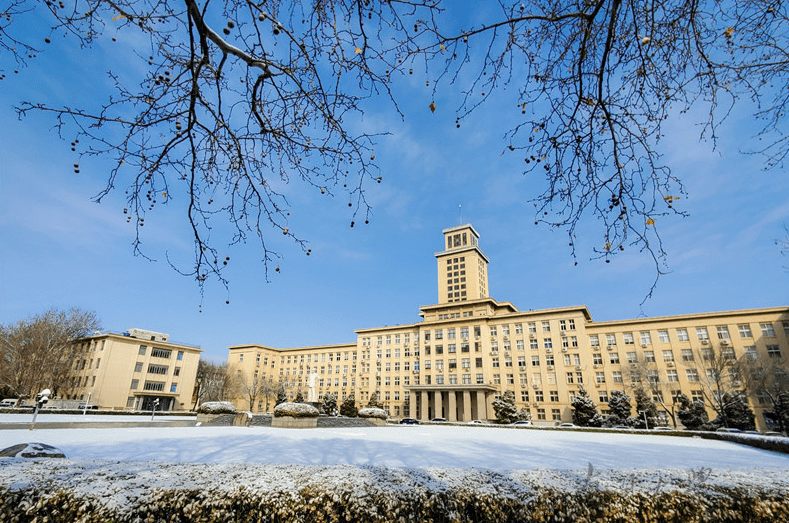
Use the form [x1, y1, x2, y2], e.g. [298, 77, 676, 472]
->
[1, 465, 787, 523]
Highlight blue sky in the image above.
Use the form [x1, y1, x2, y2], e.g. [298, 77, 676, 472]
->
[1, 5, 787, 363]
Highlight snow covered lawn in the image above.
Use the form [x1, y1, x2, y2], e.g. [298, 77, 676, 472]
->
[1, 424, 788, 469]
[2, 424, 788, 522]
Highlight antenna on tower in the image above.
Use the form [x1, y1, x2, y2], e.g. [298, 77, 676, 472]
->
[458, 204, 463, 225]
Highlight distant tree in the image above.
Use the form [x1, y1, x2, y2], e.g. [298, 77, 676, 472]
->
[630, 387, 660, 429]
[293, 390, 305, 403]
[627, 354, 680, 427]
[0, 308, 101, 398]
[676, 393, 709, 431]
[571, 387, 601, 427]
[193, 361, 239, 409]
[6, 2, 789, 294]
[738, 355, 789, 434]
[492, 390, 518, 424]
[367, 391, 384, 409]
[322, 392, 338, 415]
[708, 393, 756, 431]
[607, 390, 632, 424]
[763, 392, 789, 435]
[687, 343, 747, 429]
[339, 396, 358, 417]
[275, 384, 288, 406]
[516, 408, 533, 423]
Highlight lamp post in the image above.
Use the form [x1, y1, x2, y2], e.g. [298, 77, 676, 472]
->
[151, 398, 160, 421]
[82, 392, 92, 415]
[30, 389, 51, 429]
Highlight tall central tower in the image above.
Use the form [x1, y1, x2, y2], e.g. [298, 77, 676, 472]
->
[435, 224, 490, 304]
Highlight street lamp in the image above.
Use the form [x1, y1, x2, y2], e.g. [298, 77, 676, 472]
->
[151, 398, 160, 421]
[30, 389, 51, 429]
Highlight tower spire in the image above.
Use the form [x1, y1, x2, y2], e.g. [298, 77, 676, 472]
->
[458, 204, 462, 225]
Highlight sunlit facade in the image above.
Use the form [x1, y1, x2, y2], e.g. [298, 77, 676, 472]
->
[228, 224, 789, 430]
[65, 329, 202, 411]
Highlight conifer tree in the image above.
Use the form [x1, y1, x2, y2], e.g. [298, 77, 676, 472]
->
[322, 393, 337, 415]
[340, 396, 358, 417]
[607, 390, 632, 423]
[367, 392, 384, 409]
[676, 394, 709, 431]
[571, 387, 601, 427]
[493, 390, 518, 424]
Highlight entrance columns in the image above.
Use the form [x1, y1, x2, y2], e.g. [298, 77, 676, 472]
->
[486, 392, 495, 421]
[448, 391, 457, 422]
[420, 391, 429, 421]
[462, 390, 472, 421]
[476, 391, 486, 421]
[433, 391, 443, 419]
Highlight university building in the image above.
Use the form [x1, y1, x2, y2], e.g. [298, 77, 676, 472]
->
[64, 328, 202, 411]
[228, 224, 789, 430]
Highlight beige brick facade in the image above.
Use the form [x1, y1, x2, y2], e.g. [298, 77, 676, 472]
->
[228, 224, 789, 431]
[64, 330, 202, 411]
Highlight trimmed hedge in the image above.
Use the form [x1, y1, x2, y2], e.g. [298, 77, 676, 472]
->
[1, 462, 787, 523]
[273, 402, 319, 418]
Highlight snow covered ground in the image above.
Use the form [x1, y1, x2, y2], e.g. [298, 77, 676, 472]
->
[1, 422, 787, 470]
[2, 420, 788, 520]
[0, 413, 191, 423]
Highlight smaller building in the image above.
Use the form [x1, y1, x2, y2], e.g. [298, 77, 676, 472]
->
[63, 329, 202, 411]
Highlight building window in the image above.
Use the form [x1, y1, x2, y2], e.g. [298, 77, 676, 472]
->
[542, 321, 551, 332]
[530, 339, 538, 350]
[681, 349, 694, 361]
[130, 380, 139, 390]
[716, 326, 731, 340]
[612, 371, 623, 383]
[566, 372, 574, 384]
[676, 329, 689, 342]
[177, 351, 184, 361]
[761, 323, 777, 337]
[515, 324, 523, 334]
[134, 362, 143, 372]
[537, 408, 546, 420]
[138, 345, 147, 356]
[598, 391, 609, 403]
[696, 328, 710, 341]
[623, 333, 635, 345]
[767, 345, 782, 358]
[595, 372, 605, 384]
[534, 390, 544, 402]
[151, 348, 172, 359]
[528, 323, 536, 334]
[686, 369, 700, 382]
[543, 338, 552, 349]
[589, 335, 599, 347]
[691, 390, 704, 402]
[609, 352, 620, 364]
[170, 384, 177, 392]
[605, 334, 616, 346]
[658, 330, 670, 343]
[662, 350, 674, 362]
[644, 351, 655, 362]
[147, 364, 169, 375]
[476, 373, 484, 384]
[640, 332, 652, 345]
[744, 346, 758, 359]
[552, 409, 561, 421]
[738, 325, 753, 338]
[492, 357, 500, 368]
[532, 356, 540, 366]
[143, 381, 165, 391]
[626, 352, 637, 364]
